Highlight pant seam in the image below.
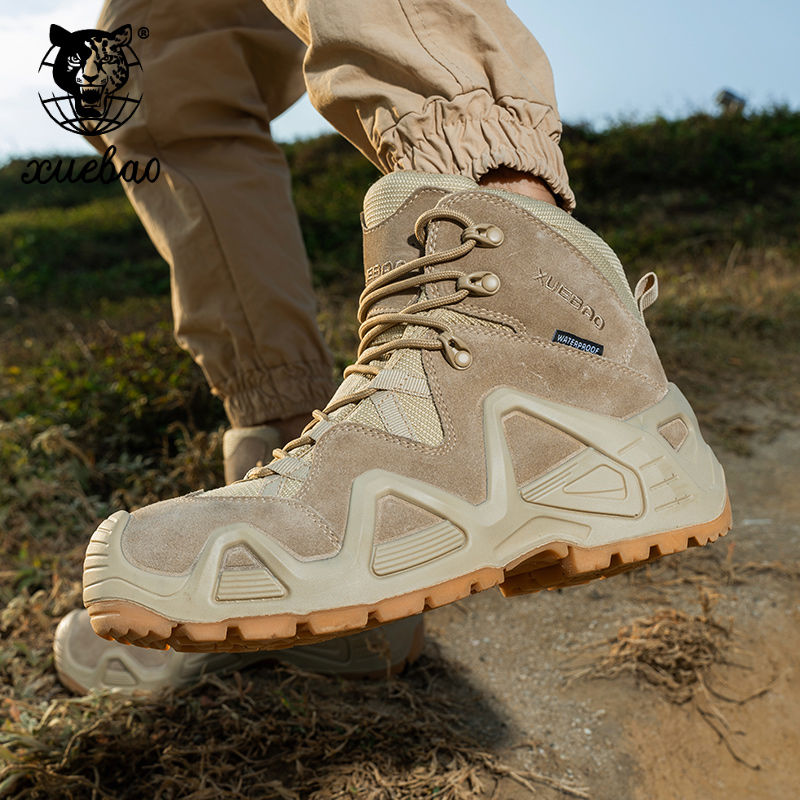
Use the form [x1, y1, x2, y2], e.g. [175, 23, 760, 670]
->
[396, 0, 466, 92]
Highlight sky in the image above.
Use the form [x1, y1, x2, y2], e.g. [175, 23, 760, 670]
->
[1, 0, 798, 160]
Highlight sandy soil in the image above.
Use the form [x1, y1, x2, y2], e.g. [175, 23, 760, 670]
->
[421, 420, 800, 799]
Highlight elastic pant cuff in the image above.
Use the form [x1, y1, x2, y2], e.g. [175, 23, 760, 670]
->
[373, 88, 576, 212]
[220, 358, 335, 428]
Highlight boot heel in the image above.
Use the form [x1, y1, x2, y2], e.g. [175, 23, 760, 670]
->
[498, 495, 731, 598]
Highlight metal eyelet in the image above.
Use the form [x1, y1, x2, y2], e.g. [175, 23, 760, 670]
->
[456, 271, 501, 296]
[461, 223, 504, 248]
[438, 332, 472, 369]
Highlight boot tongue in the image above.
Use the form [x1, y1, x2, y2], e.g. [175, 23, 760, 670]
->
[361, 172, 477, 290]
[313, 173, 478, 422]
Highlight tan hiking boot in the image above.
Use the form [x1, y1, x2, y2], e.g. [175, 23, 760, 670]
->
[55, 609, 423, 693]
[83, 172, 730, 652]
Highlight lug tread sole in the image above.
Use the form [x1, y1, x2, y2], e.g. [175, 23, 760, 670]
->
[88, 497, 731, 653]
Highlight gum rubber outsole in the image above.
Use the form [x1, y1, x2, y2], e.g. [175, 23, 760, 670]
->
[88, 496, 731, 653]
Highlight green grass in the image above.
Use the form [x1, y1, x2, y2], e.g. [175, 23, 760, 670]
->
[0, 198, 168, 304]
[2, 108, 798, 305]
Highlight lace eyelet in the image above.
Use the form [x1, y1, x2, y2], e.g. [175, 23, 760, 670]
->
[461, 223, 504, 247]
[438, 332, 472, 369]
[456, 271, 501, 296]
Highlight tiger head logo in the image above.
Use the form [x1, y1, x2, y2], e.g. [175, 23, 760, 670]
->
[48, 23, 133, 119]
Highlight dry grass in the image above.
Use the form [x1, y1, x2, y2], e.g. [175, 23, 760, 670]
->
[568, 589, 730, 705]
[569, 589, 776, 770]
[647, 246, 800, 452]
[0, 551, 588, 799]
[1, 633, 588, 800]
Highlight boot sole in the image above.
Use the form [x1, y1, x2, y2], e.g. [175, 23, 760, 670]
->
[87, 496, 730, 652]
[85, 383, 730, 652]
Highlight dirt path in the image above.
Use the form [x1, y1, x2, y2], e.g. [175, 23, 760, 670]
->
[424, 423, 800, 799]
[3, 411, 796, 800]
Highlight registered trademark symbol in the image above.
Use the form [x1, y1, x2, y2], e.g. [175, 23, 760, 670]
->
[138, 26, 149, 39]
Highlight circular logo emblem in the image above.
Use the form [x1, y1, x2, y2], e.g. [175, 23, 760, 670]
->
[38, 23, 143, 136]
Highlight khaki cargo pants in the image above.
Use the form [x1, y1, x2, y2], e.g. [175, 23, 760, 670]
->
[93, 0, 574, 427]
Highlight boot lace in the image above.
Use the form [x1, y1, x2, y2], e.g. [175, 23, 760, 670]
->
[245, 207, 503, 478]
